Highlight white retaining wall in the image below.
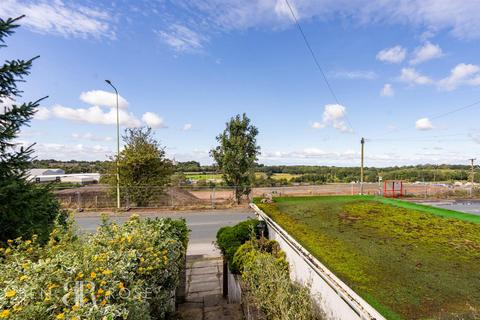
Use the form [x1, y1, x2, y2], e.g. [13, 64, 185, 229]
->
[250, 204, 385, 320]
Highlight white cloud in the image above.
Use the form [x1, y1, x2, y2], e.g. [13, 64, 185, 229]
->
[311, 122, 324, 129]
[376, 45, 406, 63]
[14, 138, 113, 161]
[157, 24, 207, 52]
[329, 70, 377, 80]
[150, 0, 480, 62]
[261, 148, 357, 161]
[311, 104, 351, 133]
[380, 83, 394, 97]
[34, 90, 169, 128]
[274, 0, 297, 19]
[183, 123, 192, 131]
[37, 143, 112, 160]
[142, 112, 166, 128]
[415, 117, 434, 130]
[34, 106, 51, 120]
[72, 132, 112, 142]
[410, 42, 443, 65]
[438, 63, 480, 90]
[0, 0, 113, 39]
[51, 104, 141, 127]
[399, 68, 433, 85]
[169, 1, 480, 40]
[80, 90, 128, 109]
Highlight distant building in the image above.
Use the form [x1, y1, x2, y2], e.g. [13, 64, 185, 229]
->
[28, 168, 65, 178]
[28, 168, 100, 184]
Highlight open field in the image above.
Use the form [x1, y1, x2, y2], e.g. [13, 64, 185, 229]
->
[256, 195, 480, 319]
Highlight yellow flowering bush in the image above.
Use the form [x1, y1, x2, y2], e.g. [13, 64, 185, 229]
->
[0, 215, 189, 319]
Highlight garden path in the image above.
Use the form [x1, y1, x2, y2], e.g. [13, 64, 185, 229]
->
[177, 256, 242, 320]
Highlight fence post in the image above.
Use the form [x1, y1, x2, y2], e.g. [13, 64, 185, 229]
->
[212, 187, 216, 209]
[95, 195, 98, 208]
[223, 257, 228, 298]
[76, 191, 81, 211]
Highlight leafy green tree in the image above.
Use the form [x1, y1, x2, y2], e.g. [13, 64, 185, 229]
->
[106, 127, 173, 207]
[0, 16, 64, 243]
[210, 113, 260, 204]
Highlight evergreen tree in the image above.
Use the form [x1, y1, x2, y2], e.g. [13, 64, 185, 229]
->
[210, 113, 260, 204]
[0, 16, 64, 243]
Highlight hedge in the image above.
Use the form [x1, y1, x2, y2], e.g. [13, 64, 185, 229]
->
[216, 219, 323, 320]
[0, 215, 188, 320]
[215, 219, 260, 273]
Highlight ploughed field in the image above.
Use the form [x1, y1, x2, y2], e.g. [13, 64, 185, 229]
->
[256, 196, 480, 320]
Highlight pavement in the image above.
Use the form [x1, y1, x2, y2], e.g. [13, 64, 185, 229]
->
[74, 208, 255, 257]
[177, 257, 242, 320]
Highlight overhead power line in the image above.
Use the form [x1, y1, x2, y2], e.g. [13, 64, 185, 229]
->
[368, 99, 480, 140]
[368, 133, 470, 142]
[429, 99, 480, 120]
[283, 0, 355, 133]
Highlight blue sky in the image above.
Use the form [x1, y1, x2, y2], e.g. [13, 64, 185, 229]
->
[2, 0, 480, 166]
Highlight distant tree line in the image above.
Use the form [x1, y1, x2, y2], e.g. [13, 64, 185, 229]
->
[30, 159, 109, 174]
[30, 159, 478, 184]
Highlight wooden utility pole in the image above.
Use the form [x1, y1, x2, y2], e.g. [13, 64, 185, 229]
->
[360, 137, 365, 195]
[469, 158, 476, 197]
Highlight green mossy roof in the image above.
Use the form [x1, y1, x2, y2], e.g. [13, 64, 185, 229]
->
[256, 195, 480, 319]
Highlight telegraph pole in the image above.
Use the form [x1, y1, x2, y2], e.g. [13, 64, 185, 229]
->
[469, 158, 476, 197]
[360, 137, 365, 195]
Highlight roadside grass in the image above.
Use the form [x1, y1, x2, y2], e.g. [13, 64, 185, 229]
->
[255, 195, 480, 319]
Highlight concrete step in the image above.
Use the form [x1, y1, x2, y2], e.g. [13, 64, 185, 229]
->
[177, 257, 243, 320]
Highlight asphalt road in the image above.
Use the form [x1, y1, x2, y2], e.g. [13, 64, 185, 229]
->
[75, 209, 255, 257]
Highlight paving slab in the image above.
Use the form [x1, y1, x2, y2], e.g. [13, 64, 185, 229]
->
[189, 280, 222, 293]
[187, 266, 220, 276]
[177, 257, 242, 320]
[190, 274, 221, 284]
[189, 259, 223, 268]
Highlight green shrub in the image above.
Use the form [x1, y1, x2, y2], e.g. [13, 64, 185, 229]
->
[216, 219, 260, 272]
[232, 238, 287, 274]
[0, 215, 189, 319]
[242, 251, 323, 320]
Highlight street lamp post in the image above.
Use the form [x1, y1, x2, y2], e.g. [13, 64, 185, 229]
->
[105, 80, 121, 209]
